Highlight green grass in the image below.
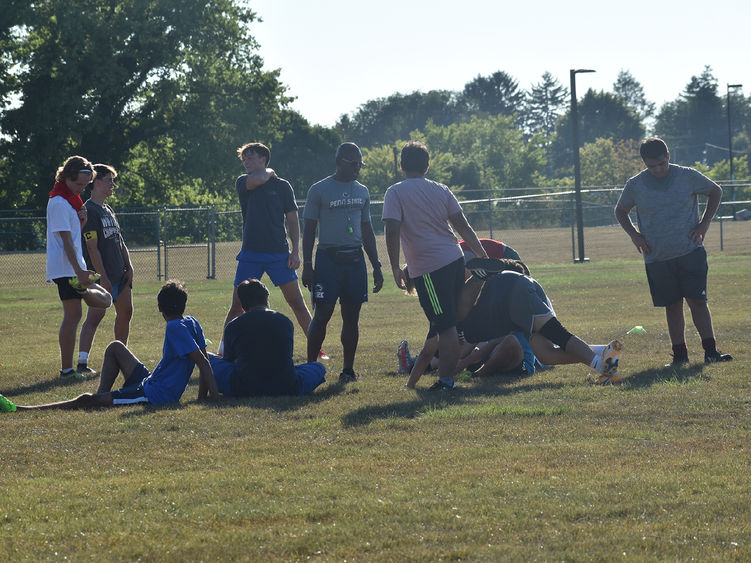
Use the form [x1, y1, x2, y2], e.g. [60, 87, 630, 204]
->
[1, 231, 750, 560]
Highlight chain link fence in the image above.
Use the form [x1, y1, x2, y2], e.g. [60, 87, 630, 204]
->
[2, 188, 750, 286]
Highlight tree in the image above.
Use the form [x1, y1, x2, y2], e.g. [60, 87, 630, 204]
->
[460, 71, 525, 118]
[523, 71, 569, 138]
[654, 66, 725, 166]
[0, 0, 289, 209]
[579, 138, 643, 186]
[548, 89, 645, 176]
[335, 90, 465, 148]
[612, 70, 655, 122]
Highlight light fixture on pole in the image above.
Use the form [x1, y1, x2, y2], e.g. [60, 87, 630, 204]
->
[727, 83, 743, 218]
[570, 68, 595, 263]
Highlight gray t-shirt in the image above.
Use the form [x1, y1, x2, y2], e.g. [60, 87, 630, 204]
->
[303, 176, 372, 249]
[617, 164, 718, 263]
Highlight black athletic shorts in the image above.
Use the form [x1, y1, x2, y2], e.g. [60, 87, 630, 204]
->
[414, 257, 465, 334]
[645, 247, 708, 307]
[53, 277, 83, 301]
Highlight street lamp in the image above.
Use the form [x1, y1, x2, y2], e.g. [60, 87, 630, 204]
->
[727, 83, 743, 218]
[570, 68, 595, 263]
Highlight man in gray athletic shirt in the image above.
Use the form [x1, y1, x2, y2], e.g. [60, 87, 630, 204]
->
[615, 137, 732, 366]
[302, 142, 384, 382]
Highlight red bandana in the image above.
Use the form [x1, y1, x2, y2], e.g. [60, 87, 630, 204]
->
[49, 181, 85, 225]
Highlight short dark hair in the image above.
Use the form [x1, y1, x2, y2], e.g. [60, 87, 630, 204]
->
[237, 278, 269, 310]
[55, 155, 96, 183]
[158, 280, 188, 316]
[400, 141, 430, 174]
[92, 164, 117, 181]
[640, 137, 669, 160]
[236, 142, 271, 166]
[500, 258, 530, 276]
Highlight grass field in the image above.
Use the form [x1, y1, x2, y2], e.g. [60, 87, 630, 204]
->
[1, 227, 750, 560]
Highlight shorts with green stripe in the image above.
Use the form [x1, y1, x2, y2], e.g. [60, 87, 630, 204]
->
[414, 257, 465, 333]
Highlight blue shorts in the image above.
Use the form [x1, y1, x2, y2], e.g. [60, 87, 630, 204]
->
[110, 363, 150, 405]
[235, 250, 297, 287]
[311, 247, 367, 305]
[209, 354, 326, 396]
[111, 278, 131, 303]
[514, 331, 536, 375]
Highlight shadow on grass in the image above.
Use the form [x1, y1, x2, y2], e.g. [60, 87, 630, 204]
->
[340, 375, 568, 428]
[620, 362, 710, 389]
[3, 373, 100, 397]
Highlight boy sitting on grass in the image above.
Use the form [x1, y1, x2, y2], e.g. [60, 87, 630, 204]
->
[0, 280, 217, 412]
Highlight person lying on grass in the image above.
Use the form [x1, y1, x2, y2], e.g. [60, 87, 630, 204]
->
[0, 280, 217, 412]
[402, 259, 622, 389]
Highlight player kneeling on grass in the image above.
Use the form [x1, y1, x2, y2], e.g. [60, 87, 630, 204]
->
[0, 280, 217, 412]
[209, 279, 326, 397]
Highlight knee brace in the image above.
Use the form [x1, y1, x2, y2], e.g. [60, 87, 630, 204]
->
[538, 317, 573, 349]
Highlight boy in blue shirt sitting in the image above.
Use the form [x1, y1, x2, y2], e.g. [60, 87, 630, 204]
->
[1, 280, 217, 412]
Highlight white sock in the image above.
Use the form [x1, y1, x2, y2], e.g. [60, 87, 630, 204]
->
[217, 340, 224, 356]
[78, 351, 89, 364]
[590, 354, 603, 374]
[590, 345, 606, 356]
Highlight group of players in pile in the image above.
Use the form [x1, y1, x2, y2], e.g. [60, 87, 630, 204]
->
[0, 137, 732, 413]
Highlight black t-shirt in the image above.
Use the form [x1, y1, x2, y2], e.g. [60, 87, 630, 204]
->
[237, 176, 298, 254]
[458, 272, 519, 344]
[223, 308, 300, 396]
[81, 200, 126, 284]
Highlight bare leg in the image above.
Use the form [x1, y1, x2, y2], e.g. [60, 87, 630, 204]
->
[686, 298, 715, 340]
[112, 285, 134, 344]
[97, 340, 143, 393]
[340, 303, 362, 371]
[79, 306, 107, 356]
[457, 277, 484, 322]
[59, 299, 83, 371]
[437, 326, 459, 382]
[82, 283, 112, 309]
[532, 313, 595, 367]
[307, 302, 335, 363]
[279, 279, 313, 336]
[665, 301, 686, 346]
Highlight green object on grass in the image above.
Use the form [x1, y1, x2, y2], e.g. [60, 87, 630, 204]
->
[627, 326, 646, 334]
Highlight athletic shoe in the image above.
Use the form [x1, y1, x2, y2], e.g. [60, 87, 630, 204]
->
[68, 273, 100, 292]
[665, 355, 689, 368]
[0, 394, 17, 412]
[465, 257, 506, 279]
[595, 340, 622, 384]
[318, 350, 330, 361]
[428, 379, 457, 390]
[705, 350, 733, 363]
[397, 340, 411, 374]
[339, 368, 358, 383]
[76, 363, 98, 377]
[59, 369, 85, 381]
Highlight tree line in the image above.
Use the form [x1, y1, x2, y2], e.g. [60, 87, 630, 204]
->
[1, 1, 750, 212]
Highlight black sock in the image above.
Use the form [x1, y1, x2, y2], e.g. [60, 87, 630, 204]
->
[672, 342, 688, 360]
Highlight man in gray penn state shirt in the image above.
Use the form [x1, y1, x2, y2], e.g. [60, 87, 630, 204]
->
[615, 137, 732, 366]
[302, 142, 384, 383]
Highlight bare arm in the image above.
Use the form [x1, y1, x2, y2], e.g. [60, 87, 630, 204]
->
[691, 184, 723, 243]
[84, 237, 111, 291]
[448, 211, 488, 258]
[361, 221, 383, 293]
[615, 204, 651, 255]
[406, 335, 439, 389]
[384, 218, 406, 290]
[301, 218, 317, 289]
[285, 209, 301, 270]
[192, 348, 218, 400]
[244, 168, 276, 191]
[60, 231, 95, 286]
[121, 239, 134, 284]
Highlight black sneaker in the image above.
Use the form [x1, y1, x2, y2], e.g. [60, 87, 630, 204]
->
[705, 350, 733, 363]
[339, 368, 358, 383]
[428, 379, 457, 390]
[665, 355, 689, 368]
[76, 363, 98, 377]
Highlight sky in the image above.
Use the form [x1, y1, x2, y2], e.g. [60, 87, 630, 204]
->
[248, 0, 750, 128]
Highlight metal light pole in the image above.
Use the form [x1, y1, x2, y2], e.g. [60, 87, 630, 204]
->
[727, 83, 743, 218]
[570, 68, 595, 263]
